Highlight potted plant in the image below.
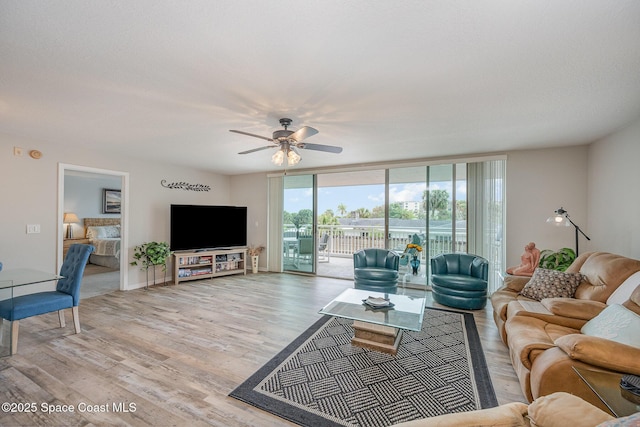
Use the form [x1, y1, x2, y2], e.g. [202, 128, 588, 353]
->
[248, 245, 265, 274]
[131, 241, 172, 289]
[538, 247, 576, 272]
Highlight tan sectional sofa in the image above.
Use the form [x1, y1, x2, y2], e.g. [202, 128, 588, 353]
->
[491, 252, 640, 345]
[489, 251, 640, 407]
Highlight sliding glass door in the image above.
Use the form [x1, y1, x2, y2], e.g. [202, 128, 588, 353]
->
[283, 175, 315, 274]
[387, 164, 467, 286]
[275, 159, 504, 290]
[316, 170, 386, 280]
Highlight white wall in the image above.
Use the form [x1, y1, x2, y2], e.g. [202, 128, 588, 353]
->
[0, 135, 231, 289]
[587, 117, 640, 259]
[230, 173, 269, 271]
[505, 146, 589, 267]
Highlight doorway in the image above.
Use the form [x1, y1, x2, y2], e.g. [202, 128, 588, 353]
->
[58, 164, 129, 295]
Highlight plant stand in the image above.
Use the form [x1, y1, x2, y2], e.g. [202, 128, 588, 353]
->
[145, 264, 168, 289]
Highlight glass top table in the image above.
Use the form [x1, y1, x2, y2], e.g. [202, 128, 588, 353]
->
[574, 367, 640, 417]
[319, 288, 427, 332]
[0, 268, 62, 289]
[0, 269, 62, 357]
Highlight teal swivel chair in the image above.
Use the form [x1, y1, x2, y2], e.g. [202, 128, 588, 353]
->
[430, 253, 489, 310]
[353, 248, 400, 292]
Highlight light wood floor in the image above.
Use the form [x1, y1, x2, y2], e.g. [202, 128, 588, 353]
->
[0, 273, 525, 426]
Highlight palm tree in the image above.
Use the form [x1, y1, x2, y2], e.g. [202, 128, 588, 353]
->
[337, 203, 347, 217]
[423, 189, 449, 219]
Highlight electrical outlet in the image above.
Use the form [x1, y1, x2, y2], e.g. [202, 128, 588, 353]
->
[26, 224, 41, 234]
[14, 147, 24, 157]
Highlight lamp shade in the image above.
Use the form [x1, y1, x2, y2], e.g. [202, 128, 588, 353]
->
[546, 207, 570, 226]
[271, 149, 285, 166]
[546, 214, 570, 226]
[63, 213, 80, 224]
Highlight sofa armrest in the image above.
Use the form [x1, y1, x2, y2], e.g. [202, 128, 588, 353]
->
[503, 275, 530, 292]
[541, 298, 606, 320]
[390, 402, 529, 427]
[505, 316, 556, 369]
[555, 334, 640, 375]
[527, 392, 613, 427]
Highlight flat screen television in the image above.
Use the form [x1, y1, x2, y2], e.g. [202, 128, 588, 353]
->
[170, 204, 247, 251]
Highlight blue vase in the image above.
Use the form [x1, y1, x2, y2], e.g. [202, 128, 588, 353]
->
[410, 256, 420, 275]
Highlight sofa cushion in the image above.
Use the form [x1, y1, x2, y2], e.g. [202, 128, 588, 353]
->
[606, 271, 640, 305]
[580, 303, 640, 348]
[573, 252, 640, 302]
[519, 268, 582, 301]
[541, 298, 606, 321]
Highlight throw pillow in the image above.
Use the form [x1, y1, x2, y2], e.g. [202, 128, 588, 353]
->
[86, 225, 120, 239]
[519, 268, 583, 301]
[606, 271, 640, 305]
[581, 303, 640, 348]
[597, 412, 640, 426]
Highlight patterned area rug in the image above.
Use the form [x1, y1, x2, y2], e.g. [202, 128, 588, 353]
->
[230, 307, 497, 426]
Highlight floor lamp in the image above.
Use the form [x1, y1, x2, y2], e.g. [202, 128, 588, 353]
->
[546, 207, 591, 255]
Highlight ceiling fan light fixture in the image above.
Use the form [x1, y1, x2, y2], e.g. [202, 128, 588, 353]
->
[271, 149, 285, 166]
[287, 148, 301, 166]
[232, 118, 342, 167]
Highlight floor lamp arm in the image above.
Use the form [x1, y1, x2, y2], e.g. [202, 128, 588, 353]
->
[566, 217, 591, 256]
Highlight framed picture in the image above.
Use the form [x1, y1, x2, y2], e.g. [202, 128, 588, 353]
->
[102, 189, 121, 214]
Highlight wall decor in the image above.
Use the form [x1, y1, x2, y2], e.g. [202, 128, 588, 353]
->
[103, 189, 121, 214]
[160, 180, 211, 192]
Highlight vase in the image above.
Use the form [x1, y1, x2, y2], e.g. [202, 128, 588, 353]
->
[410, 256, 420, 275]
[251, 255, 259, 274]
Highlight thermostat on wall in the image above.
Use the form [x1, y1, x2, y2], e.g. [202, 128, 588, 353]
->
[29, 150, 42, 159]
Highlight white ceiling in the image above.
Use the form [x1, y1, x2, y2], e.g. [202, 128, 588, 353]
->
[2, 1, 640, 175]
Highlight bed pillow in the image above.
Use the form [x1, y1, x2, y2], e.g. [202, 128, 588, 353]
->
[581, 303, 640, 348]
[606, 271, 640, 305]
[86, 225, 120, 239]
[519, 268, 583, 301]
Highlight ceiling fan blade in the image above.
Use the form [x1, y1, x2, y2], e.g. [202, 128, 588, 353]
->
[238, 146, 275, 154]
[289, 126, 319, 142]
[299, 143, 343, 153]
[229, 129, 273, 142]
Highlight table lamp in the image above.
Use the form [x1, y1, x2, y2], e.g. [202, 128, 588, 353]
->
[63, 212, 80, 239]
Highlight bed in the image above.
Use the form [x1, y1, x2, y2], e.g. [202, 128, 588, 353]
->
[84, 218, 121, 269]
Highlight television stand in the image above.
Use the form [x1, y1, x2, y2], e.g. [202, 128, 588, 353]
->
[173, 248, 247, 284]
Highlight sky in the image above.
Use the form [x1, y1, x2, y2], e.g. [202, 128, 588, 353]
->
[284, 181, 467, 215]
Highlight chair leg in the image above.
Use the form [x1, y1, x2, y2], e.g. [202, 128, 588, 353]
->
[58, 310, 66, 328]
[72, 306, 81, 334]
[11, 321, 19, 355]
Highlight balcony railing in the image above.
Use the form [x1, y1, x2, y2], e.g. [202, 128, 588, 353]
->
[285, 224, 467, 260]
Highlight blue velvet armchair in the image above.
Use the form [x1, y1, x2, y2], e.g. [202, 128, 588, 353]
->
[353, 248, 400, 292]
[0, 244, 94, 354]
[430, 253, 489, 310]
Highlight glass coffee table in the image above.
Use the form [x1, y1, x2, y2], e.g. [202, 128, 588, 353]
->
[319, 288, 426, 355]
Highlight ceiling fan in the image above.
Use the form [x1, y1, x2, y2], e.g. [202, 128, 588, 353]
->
[230, 118, 343, 166]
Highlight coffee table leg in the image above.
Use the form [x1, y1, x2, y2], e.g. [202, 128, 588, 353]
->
[352, 320, 402, 355]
